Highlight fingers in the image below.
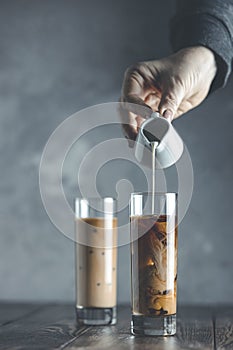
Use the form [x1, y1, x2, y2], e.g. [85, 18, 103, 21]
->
[120, 64, 159, 144]
[144, 90, 161, 111]
[120, 108, 138, 142]
[158, 85, 185, 122]
[121, 64, 153, 118]
[121, 63, 155, 115]
[122, 63, 148, 99]
[118, 99, 140, 148]
[120, 64, 153, 145]
[119, 101, 150, 148]
[121, 96, 152, 118]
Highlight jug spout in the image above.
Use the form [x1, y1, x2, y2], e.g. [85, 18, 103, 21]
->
[135, 112, 184, 168]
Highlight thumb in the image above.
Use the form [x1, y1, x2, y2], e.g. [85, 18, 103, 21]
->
[158, 86, 184, 122]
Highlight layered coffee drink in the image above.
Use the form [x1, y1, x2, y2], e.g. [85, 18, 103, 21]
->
[131, 214, 177, 317]
[75, 217, 117, 309]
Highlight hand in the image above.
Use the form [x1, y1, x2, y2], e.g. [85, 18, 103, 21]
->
[120, 46, 217, 141]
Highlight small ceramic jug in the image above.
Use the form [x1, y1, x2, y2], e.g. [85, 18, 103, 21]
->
[135, 112, 184, 168]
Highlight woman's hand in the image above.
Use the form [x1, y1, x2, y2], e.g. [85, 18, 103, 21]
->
[121, 46, 217, 141]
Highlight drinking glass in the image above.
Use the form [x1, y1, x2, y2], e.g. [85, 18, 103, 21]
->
[130, 192, 177, 336]
[75, 197, 117, 325]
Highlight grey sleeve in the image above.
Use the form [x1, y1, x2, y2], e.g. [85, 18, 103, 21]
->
[170, 0, 233, 92]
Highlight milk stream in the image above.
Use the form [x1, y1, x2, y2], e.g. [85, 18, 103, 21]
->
[151, 141, 159, 214]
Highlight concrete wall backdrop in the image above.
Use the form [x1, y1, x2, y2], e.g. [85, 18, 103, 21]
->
[0, 0, 232, 303]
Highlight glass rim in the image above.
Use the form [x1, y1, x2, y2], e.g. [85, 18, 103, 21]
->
[74, 197, 117, 217]
[131, 192, 177, 197]
[75, 197, 117, 201]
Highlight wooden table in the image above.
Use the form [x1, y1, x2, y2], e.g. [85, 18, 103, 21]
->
[0, 303, 232, 349]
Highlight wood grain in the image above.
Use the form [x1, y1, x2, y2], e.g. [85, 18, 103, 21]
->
[0, 303, 85, 350]
[1, 303, 233, 350]
[215, 305, 233, 349]
[65, 305, 214, 350]
[0, 302, 41, 326]
[176, 305, 214, 350]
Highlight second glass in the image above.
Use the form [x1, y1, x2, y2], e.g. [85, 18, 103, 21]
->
[75, 197, 117, 325]
[130, 192, 178, 336]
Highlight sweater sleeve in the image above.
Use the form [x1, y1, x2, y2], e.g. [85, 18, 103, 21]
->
[170, 0, 233, 92]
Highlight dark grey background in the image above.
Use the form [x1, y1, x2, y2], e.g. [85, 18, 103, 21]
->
[0, 0, 232, 303]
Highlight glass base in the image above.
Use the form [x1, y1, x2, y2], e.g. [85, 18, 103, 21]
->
[76, 306, 117, 326]
[131, 314, 176, 336]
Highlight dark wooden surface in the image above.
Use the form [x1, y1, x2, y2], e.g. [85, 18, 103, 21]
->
[0, 303, 232, 350]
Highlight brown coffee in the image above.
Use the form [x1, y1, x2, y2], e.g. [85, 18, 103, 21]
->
[131, 215, 177, 316]
[75, 217, 117, 308]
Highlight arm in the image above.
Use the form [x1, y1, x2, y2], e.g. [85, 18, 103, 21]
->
[170, 0, 233, 92]
[120, 0, 233, 142]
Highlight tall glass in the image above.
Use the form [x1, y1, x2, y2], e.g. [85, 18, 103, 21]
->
[75, 197, 117, 325]
[130, 192, 178, 336]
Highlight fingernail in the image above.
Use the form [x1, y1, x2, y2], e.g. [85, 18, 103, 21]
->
[163, 109, 173, 122]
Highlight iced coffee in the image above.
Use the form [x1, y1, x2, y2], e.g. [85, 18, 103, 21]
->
[131, 215, 177, 316]
[75, 197, 117, 325]
[130, 193, 177, 336]
[75, 218, 117, 309]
